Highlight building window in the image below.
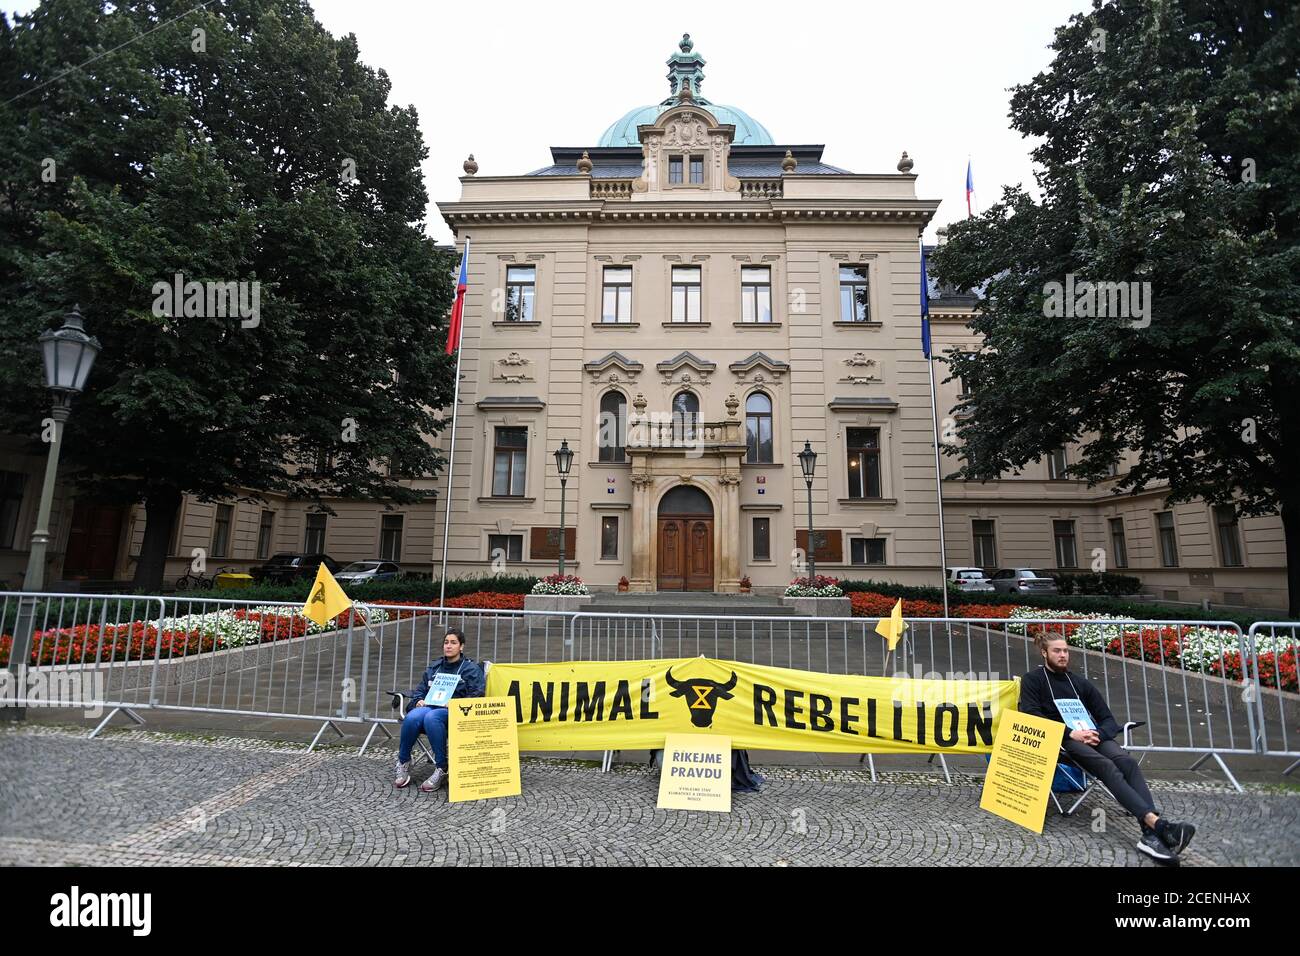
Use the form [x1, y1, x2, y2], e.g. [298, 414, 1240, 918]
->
[1157, 511, 1179, 567]
[210, 504, 233, 559]
[1053, 519, 1077, 568]
[671, 266, 701, 322]
[752, 518, 771, 561]
[601, 266, 632, 323]
[689, 155, 704, 184]
[846, 427, 881, 499]
[1215, 505, 1243, 567]
[504, 265, 535, 323]
[1109, 517, 1128, 569]
[972, 519, 997, 568]
[304, 513, 327, 553]
[492, 427, 528, 497]
[600, 516, 619, 560]
[668, 156, 683, 184]
[839, 265, 870, 323]
[0, 471, 25, 549]
[380, 514, 404, 562]
[745, 392, 773, 464]
[851, 538, 886, 565]
[256, 509, 275, 560]
[740, 266, 772, 323]
[672, 391, 699, 443]
[1048, 448, 1068, 480]
[488, 533, 522, 562]
[598, 391, 627, 462]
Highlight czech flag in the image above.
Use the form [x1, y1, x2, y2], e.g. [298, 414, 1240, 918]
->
[965, 159, 975, 217]
[920, 244, 932, 359]
[444, 239, 470, 355]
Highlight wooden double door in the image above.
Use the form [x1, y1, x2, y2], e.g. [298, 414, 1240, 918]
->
[656, 516, 714, 591]
[63, 501, 125, 579]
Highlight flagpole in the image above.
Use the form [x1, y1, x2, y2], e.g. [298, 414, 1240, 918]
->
[438, 238, 470, 609]
[927, 354, 951, 622]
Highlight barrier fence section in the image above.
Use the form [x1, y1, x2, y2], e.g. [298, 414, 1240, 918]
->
[1245, 622, 1300, 773]
[4, 591, 1295, 783]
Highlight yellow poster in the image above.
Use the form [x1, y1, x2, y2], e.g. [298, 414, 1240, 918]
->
[448, 696, 521, 803]
[658, 733, 731, 813]
[979, 708, 1062, 833]
[485, 657, 1018, 754]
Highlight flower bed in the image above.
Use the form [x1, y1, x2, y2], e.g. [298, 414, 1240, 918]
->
[785, 575, 844, 598]
[0, 604, 392, 667]
[530, 574, 589, 596]
[848, 592, 1018, 620]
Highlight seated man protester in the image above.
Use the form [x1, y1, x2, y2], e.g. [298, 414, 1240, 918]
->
[392, 628, 486, 793]
[1019, 632, 1196, 863]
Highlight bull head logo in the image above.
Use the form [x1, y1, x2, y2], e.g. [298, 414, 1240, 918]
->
[458, 704, 473, 717]
[665, 667, 738, 728]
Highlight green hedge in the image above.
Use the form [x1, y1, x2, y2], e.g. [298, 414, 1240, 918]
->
[195, 574, 540, 606]
[835, 578, 1263, 629]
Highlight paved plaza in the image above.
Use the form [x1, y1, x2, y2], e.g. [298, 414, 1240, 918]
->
[2, 722, 1296, 867]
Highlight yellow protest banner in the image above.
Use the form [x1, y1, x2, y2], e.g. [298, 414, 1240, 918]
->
[449, 696, 521, 803]
[658, 734, 731, 813]
[301, 563, 352, 627]
[485, 657, 1018, 754]
[979, 708, 1062, 833]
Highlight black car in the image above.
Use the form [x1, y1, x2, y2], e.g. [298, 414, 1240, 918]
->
[251, 553, 341, 585]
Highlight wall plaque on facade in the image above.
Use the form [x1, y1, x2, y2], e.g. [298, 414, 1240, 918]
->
[530, 527, 577, 561]
[795, 529, 843, 563]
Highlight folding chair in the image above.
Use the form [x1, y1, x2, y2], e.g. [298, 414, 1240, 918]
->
[1050, 720, 1145, 816]
[386, 661, 493, 768]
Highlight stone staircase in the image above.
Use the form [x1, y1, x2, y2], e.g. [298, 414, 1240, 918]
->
[585, 591, 797, 618]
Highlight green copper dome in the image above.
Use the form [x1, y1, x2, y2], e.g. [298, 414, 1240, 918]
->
[597, 34, 775, 148]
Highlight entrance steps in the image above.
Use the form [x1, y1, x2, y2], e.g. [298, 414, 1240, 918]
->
[585, 592, 797, 618]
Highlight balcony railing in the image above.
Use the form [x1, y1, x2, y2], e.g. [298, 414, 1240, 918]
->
[591, 179, 634, 200]
[740, 178, 782, 200]
[627, 417, 743, 451]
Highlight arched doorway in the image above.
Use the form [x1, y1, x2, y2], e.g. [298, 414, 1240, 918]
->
[657, 485, 713, 591]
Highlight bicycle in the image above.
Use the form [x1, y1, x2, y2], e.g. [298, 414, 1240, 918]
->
[174, 566, 231, 591]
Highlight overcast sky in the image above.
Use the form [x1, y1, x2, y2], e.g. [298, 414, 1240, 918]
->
[7, 0, 1092, 242]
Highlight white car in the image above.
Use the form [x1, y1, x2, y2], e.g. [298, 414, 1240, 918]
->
[335, 560, 401, 584]
[947, 567, 995, 593]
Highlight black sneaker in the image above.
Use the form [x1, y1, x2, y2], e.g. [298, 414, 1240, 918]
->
[1160, 821, 1196, 854]
[1137, 831, 1179, 863]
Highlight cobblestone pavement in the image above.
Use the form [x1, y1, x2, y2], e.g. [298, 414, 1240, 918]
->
[2, 724, 1296, 867]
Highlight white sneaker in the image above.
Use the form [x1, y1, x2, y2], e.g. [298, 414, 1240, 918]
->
[394, 759, 411, 788]
[419, 767, 447, 792]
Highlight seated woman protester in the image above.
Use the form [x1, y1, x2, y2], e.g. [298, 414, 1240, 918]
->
[392, 628, 486, 792]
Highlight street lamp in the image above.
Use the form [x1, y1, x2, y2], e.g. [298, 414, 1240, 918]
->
[7, 307, 101, 691]
[798, 440, 817, 581]
[553, 439, 573, 576]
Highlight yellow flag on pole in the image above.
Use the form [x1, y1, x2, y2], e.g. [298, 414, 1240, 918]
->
[874, 597, 908, 651]
[302, 563, 353, 627]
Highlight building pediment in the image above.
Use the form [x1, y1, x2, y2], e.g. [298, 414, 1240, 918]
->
[728, 352, 789, 382]
[634, 84, 740, 198]
[657, 351, 716, 386]
[584, 351, 644, 382]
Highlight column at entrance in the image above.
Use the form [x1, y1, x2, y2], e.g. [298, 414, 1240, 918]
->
[716, 472, 742, 592]
[629, 471, 655, 592]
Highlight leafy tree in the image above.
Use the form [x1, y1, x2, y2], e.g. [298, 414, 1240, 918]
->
[0, 0, 455, 590]
[933, 0, 1300, 614]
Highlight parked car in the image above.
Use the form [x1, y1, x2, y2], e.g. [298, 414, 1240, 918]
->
[947, 567, 995, 593]
[250, 553, 340, 585]
[334, 560, 401, 585]
[989, 568, 1059, 595]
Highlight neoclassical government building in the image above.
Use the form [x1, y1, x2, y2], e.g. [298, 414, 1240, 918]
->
[0, 36, 1286, 608]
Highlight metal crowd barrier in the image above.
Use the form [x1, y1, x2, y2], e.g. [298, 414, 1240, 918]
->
[4, 591, 1296, 783]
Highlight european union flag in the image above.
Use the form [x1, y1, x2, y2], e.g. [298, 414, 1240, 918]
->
[921, 245, 932, 359]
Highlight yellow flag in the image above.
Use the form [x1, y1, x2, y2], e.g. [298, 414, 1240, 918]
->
[874, 597, 908, 651]
[301, 563, 353, 627]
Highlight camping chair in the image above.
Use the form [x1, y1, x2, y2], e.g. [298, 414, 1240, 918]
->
[1050, 720, 1145, 816]
[386, 661, 492, 768]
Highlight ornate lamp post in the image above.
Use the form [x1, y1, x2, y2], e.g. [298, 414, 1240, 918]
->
[553, 439, 573, 576]
[7, 307, 101, 693]
[798, 440, 818, 581]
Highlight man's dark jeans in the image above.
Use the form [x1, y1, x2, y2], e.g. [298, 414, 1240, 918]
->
[1061, 737, 1157, 822]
